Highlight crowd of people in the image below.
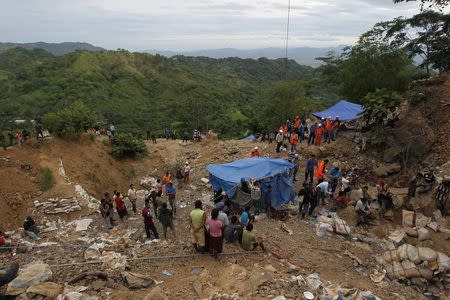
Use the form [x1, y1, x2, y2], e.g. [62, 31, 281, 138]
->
[261, 116, 341, 153]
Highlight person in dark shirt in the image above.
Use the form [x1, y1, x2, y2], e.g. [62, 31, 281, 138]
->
[223, 215, 243, 243]
[142, 202, 159, 240]
[23, 216, 39, 240]
[298, 183, 316, 219]
[158, 202, 176, 240]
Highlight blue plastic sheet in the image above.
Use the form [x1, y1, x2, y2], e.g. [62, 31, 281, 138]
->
[312, 100, 364, 121]
[207, 158, 295, 208]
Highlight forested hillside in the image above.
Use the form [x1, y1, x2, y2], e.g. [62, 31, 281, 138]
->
[0, 42, 105, 55]
[0, 48, 335, 137]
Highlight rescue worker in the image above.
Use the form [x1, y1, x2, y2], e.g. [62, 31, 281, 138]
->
[314, 124, 324, 146]
[315, 159, 329, 183]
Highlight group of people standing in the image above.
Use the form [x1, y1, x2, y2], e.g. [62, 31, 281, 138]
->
[270, 116, 341, 153]
[189, 199, 264, 259]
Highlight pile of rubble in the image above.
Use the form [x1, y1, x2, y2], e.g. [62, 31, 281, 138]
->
[34, 197, 81, 215]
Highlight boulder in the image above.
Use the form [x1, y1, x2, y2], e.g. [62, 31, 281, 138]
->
[143, 286, 169, 300]
[374, 163, 401, 177]
[383, 147, 401, 163]
[121, 271, 154, 289]
[26, 282, 61, 298]
[6, 261, 52, 296]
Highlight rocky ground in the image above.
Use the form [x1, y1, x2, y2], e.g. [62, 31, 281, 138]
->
[0, 128, 449, 299]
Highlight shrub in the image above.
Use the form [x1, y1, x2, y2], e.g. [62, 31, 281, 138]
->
[39, 167, 55, 191]
[43, 101, 102, 138]
[362, 88, 403, 126]
[110, 133, 147, 158]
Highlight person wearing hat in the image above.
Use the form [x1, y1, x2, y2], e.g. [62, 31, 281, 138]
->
[251, 147, 261, 157]
[314, 124, 324, 146]
[183, 162, 191, 184]
[216, 202, 229, 227]
[275, 130, 283, 153]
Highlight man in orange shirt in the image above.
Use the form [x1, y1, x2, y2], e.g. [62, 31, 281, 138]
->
[289, 130, 299, 153]
[324, 116, 332, 143]
[314, 124, 324, 146]
[315, 159, 329, 183]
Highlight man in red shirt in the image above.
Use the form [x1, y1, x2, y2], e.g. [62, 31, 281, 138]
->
[333, 191, 349, 211]
[142, 202, 159, 240]
[114, 192, 127, 221]
[251, 147, 261, 157]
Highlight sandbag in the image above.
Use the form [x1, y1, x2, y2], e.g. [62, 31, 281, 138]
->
[397, 244, 420, 264]
[417, 266, 433, 280]
[404, 227, 418, 237]
[335, 223, 351, 235]
[437, 252, 450, 272]
[317, 215, 333, 225]
[402, 260, 420, 278]
[415, 213, 431, 228]
[418, 247, 437, 262]
[382, 249, 399, 264]
[392, 261, 405, 278]
[402, 210, 414, 227]
[417, 228, 431, 241]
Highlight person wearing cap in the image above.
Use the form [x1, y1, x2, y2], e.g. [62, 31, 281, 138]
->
[251, 147, 261, 157]
[183, 162, 191, 184]
[275, 130, 283, 153]
[331, 117, 340, 141]
[216, 202, 229, 227]
[314, 124, 324, 146]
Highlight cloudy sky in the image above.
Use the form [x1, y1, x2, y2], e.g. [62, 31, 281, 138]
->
[0, 0, 421, 50]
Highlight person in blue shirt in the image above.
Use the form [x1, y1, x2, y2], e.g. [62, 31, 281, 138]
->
[308, 123, 317, 145]
[328, 166, 342, 195]
[305, 154, 317, 184]
[240, 206, 254, 226]
[164, 127, 171, 140]
[166, 183, 177, 216]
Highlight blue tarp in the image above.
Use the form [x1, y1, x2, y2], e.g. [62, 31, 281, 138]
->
[312, 100, 364, 121]
[240, 134, 256, 141]
[207, 158, 295, 208]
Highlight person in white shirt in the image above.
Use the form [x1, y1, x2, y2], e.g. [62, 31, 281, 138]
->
[355, 198, 372, 227]
[316, 181, 331, 205]
[127, 184, 138, 214]
[216, 202, 229, 227]
[183, 162, 191, 184]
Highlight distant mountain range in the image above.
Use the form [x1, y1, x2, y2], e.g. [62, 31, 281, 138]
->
[0, 42, 345, 67]
[0, 42, 105, 56]
[144, 47, 346, 67]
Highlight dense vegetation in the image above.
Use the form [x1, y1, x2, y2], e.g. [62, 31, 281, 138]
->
[0, 48, 335, 138]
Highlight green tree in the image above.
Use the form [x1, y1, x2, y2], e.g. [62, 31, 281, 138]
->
[393, 0, 449, 10]
[362, 11, 450, 73]
[338, 41, 414, 101]
[362, 88, 403, 126]
[110, 133, 148, 158]
[43, 101, 102, 138]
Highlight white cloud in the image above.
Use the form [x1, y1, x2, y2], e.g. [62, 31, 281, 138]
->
[0, 0, 422, 50]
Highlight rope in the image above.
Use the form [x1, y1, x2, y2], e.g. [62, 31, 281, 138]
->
[49, 250, 264, 268]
